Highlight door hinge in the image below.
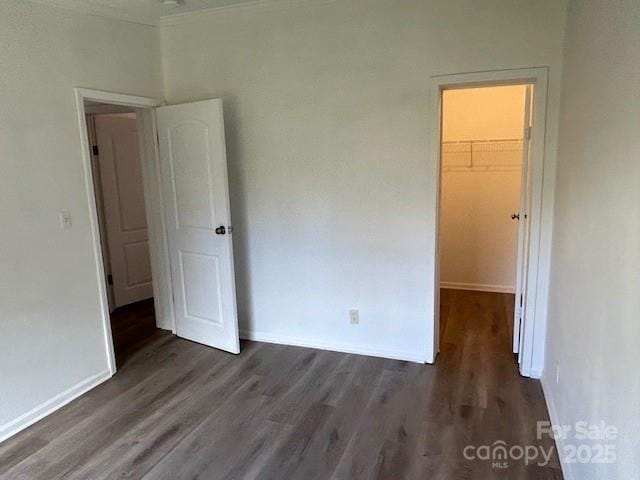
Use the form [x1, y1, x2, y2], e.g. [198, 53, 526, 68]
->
[107, 274, 113, 286]
[525, 126, 532, 140]
[92, 145, 99, 156]
[520, 294, 524, 307]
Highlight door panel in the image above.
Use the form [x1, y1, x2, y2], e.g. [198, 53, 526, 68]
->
[95, 114, 153, 308]
[513, 86, 533, 357]
[123, 241, 153, 286]
[156, 99, 240, 354]
[170, 123, 217, 230]
[180, 251, 223, 325]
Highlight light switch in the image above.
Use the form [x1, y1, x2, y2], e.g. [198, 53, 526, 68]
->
[59, 210, 72, 230]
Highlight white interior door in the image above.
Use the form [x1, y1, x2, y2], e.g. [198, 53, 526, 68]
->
[513, 86, 533, 356]
[95, 114, 153, 309]
[156, 99, 240, 354]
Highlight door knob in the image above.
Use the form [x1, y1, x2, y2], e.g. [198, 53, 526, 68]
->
[511, 213, 520, 220]
[215, 225, 226, 235]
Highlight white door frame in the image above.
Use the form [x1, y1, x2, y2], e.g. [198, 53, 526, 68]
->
[74, 88, 176, 375]
[427, 68, 549, 378]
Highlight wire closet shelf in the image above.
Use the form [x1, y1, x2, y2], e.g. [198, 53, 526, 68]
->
[441, 138, 523, 172]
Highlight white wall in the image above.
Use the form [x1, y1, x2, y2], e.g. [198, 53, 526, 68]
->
[0, 1, 162, 439]
[440, 170, 521, 292]
[543, 0, 640, 478]
[160, 0, 567, 363]
[442, 86, 527, 142]
[440, 86, 525, 292]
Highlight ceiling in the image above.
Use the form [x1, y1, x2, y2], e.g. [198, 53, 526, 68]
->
[29, 0, 262, 25]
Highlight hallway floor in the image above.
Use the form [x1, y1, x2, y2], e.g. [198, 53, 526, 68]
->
[0, 290, 562, 479]
[110, 298, 161, 368]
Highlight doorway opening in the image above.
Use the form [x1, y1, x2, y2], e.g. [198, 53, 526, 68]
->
[76, 88, 241, 378]
[84, 103, 162, 368]
[438, 84, 532, 368]
[75, 88, 171, 376]
[427, 68, 550, 377]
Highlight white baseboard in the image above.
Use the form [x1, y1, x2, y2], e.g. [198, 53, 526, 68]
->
[0, 370, 112, 445]
[240, 330, 426, 364]
[440, 281, 515, 294]
[541, 375, 572, 480]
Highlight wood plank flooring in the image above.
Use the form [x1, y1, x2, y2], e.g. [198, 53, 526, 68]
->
[110, 299, 160, 369]
[0, 290, 562, 479]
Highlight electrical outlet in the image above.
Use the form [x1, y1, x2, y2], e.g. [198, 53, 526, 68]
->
[59, 210, 72, 230]
[349, 309, 359, 325]
[555, 363, 561, 384]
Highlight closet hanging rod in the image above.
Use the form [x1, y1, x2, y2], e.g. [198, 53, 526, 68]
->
[442, 137, 523, 145]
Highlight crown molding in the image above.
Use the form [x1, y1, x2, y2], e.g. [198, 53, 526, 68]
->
[25, 0, 158, 26]
[159, 0, 338, 27]
[24, 0, 339, 28]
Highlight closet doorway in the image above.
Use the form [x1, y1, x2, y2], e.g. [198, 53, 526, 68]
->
[438, 84, 531, 366]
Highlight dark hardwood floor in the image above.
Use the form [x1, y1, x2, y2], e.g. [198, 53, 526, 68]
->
[110, 298, 160, 369]
[0, 290, 562, 479]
